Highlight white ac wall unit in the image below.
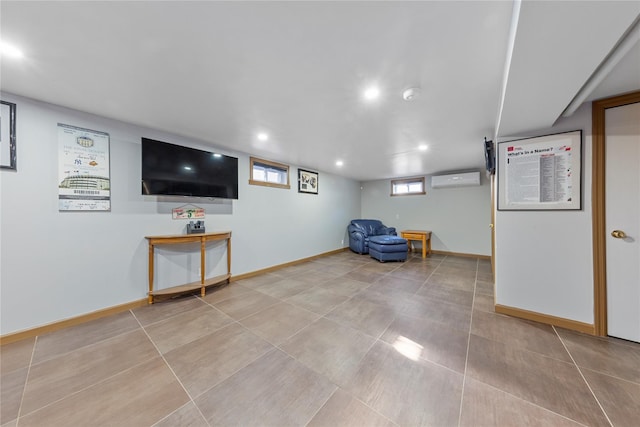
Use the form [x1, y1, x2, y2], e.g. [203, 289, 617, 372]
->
[431, 171, 480, 188]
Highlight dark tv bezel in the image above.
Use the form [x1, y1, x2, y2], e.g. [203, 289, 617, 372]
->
[141, 137, 239, 199]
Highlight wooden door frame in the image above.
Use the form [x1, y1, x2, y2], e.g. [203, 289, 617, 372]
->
[592, 90, 640, 336]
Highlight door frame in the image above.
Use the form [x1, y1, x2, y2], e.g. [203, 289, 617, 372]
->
[592, 90, 640, 336]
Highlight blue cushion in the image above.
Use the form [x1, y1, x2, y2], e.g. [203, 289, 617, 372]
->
[369, 235, 407, 245]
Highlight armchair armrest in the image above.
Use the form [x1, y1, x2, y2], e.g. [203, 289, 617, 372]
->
[377, 226, 397, 236]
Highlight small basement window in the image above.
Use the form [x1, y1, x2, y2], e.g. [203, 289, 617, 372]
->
[249, 157, 290, 189]
[391, 177, 426, 196]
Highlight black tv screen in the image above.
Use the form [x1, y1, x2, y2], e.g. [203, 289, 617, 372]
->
[141, 138, 239, 199]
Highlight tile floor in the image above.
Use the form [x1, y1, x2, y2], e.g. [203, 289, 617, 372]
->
[2, 251, 639, 426]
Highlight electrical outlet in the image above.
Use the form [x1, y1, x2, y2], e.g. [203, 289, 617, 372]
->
[396, 214, 400, 219]
[341, 239, 344, 245]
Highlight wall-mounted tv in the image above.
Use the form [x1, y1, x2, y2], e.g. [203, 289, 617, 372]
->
[141, 138, 239, 199]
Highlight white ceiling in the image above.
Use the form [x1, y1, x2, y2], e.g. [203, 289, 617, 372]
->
[1, 1, 639, 181]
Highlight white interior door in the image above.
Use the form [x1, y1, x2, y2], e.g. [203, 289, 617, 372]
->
[606, 101, 640, 343]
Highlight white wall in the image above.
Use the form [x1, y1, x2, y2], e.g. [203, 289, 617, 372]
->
[495, 103, 594, 324]
[361, 174, 491, 256]
[0, 93, 361, 335]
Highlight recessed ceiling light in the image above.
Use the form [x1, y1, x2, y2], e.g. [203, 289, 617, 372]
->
[0, 41, 24, 59]
[184, 166, 192, 171]
[213, 153, 222, 158]
[418, 144, 428, 151]
[336, 160, 344, 167]
[363, 86, 380, 101]
[257, 133, 269, 141]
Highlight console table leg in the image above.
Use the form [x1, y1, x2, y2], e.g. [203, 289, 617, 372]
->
[200, 239, 206, 297]
[148, 245, 155, 304]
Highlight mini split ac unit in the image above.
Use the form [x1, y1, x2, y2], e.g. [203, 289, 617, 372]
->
[431, 171, 480, 188]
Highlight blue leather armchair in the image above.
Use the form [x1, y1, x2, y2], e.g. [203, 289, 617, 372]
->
[348, 219, 397, 254]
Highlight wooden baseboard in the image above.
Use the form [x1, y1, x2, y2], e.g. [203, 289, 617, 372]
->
[431, 249, 491, 260]
[1, 247, 350, 345]
[0, 299, 148, 346]
[495, 304, 596, 335]
[231, 247, 349, 281]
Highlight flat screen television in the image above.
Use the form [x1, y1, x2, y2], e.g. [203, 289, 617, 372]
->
[141, 138, 239, 199]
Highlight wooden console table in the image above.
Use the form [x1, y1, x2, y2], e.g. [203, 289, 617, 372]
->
[145, 231, 231, 304]
[400, 230, 432, 258]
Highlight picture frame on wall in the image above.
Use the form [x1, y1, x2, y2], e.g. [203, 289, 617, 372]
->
[0, 100, 17, 170]
[298, 168, 318, 194]
[497, 129, 582, 211]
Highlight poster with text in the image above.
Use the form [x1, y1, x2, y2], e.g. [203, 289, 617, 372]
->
[497, 130, 582, 210]
[58, 123, 111, 211]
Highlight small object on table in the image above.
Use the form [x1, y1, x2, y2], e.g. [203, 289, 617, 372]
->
[400, 230, 432, 258]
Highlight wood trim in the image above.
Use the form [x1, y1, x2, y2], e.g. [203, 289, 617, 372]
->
[495, 304, 595, 335]
[249, 156, 291, 189]
[1, 247, 349, 345]
[591, 91, 640, 336]
[430, 249, 491, 260]
[231, 247, 349, 281]
[248, 179, 291, 189]
[0, 299, 148, 346]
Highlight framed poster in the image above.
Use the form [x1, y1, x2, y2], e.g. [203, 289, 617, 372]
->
[298, 168, 318, 194]
[1, 100, 17, 170]
[58, 123, 111, 211]
[497, 130, 582, 211]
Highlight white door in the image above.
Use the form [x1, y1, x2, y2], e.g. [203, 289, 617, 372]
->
[606, 101, 640, 343]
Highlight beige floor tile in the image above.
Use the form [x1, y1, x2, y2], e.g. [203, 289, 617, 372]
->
[367, 275, 424, 297]
[466, 334, 610, 426]
[195, 349, 336, 426]
[307, 388, 397, 427]
[248, 277, 312, 299]
[401, 294, 472, 332]
[144, 304, 233, 353]
[380, 314, 469, 373]
[153, 402, 208, 427]
[417, 281, 474, 308]
[284, 286, 349, 315]
[20, 329, 158, 416]
[350, 288, 410, 316]
[212, 289, 280, 320]
[471, 310, 572, 362]
[343, 341, 464, 427]
[386, 265, 437, 282]
[0, 338, 34, 375]
[280, 318, 375, 384]
[342, 267, 383, 284]
[314, 276, 371, 297]
[296, 269, 345, 284]
[133, 295, 208, 326]
[239, 301, 320, 346]
[199, 282, 253, 304]
[324, 297, 396, 338]
[582, 367, 640, 427]
[164, 322, 273, 397]
[233, 272, 284, 289]
[18, 358, 189, 427]
[0, 367, 28, 425]
[460, 377, 584, 427]
[473, 292, 495, 313]
[427, 271, 476, 292]
[557, 328, 640, 383]
[475, 279, 495, 296]
[440, 256, 479, 269]
[31, 311, 140, 364]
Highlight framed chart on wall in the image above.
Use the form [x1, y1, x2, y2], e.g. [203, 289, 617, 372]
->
[497, 130, 582, 211]
[298, 168, 318, 194]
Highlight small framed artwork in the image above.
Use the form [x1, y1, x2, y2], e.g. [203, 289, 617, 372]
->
[298, 168, 318, 194]
[1, 100, 17, 170]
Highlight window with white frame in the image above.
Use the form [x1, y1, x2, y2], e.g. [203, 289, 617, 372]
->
[249, 157, 290, 189]
[391, 177, 426, 196]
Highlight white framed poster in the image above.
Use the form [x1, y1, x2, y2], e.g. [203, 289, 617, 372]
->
[497, 130, 582, 211]
[58, 123, 111, 211]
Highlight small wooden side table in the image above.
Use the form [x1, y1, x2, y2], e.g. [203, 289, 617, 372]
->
[400, 230, 432, 258]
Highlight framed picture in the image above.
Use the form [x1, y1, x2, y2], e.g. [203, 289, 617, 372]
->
[298, 168, 318, 194]
[0, 100, 17, 170]
[497, 130, 582, 211]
